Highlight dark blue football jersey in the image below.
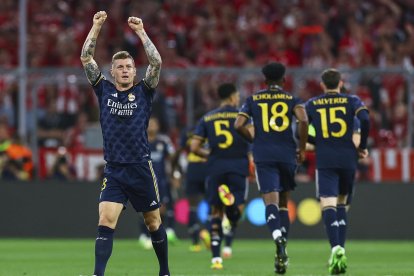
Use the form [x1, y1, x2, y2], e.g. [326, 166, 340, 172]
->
[194, 105, 249, 176]
[149, 134, 175, 182]
[239, 87, 302, 164]
[308, 116, 360, 144]
[305, 92, 367, 169]
[92, 78, 154, 163]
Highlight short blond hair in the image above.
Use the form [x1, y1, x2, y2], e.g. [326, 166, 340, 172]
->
[112, 51, 135, 66]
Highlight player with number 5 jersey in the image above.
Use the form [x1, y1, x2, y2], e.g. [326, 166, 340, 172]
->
[235, 63, 308, 274]
[191, 83, 251, 270]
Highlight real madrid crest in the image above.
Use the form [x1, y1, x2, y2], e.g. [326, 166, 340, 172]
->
[128, 93, 135, 102]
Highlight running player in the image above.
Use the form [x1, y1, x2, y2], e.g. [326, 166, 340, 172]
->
[191, 83, 251, 270]
[305, 68, 369, 274]
[235, 63, 308, 274]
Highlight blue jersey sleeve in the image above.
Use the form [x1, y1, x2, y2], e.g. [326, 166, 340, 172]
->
[351, 95, 367, 115]
[239, 97, 252, 118]
[304, 100, 313, 124]
[91, 74, 106, 98]
[193, 118, 207, 140]
[353, 117, 361, 133]
[293, 96, 303, 107]
[140, 79, 156, 101]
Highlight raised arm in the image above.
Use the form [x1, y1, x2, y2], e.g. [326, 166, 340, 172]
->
[80, 11, 107, 85]
[128, 17, 162, 88]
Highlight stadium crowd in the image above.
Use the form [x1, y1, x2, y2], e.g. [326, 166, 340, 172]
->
[0, 0, 413, 180]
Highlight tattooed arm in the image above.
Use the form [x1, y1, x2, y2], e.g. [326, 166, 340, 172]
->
[80, 11, 107, 85]
[128, 17, 162, 88]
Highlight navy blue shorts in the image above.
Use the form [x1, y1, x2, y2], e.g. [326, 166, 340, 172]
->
[316, 168, 355, 199]
[185, 162, 207, 196]
[255, 162, 297, 193]
[206, 173, 248, 206]
[100, 161, 161, 213]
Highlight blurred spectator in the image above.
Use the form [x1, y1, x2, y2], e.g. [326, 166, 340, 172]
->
[48, 146, 76, 180]
[2, 0, 412, 70]
[37, 101, 67, 147]
[392, 102, 408, 147]
[0, 124, 33, 180]
[1, 0, 413, 182]
[64, 112, 89, 149]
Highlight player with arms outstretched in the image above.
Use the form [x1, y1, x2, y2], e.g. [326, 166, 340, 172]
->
[235, 63, 308, 274]
[80, 11, 169, 276]
[305, 69, 369, 275]
[191, 83, 251, 270]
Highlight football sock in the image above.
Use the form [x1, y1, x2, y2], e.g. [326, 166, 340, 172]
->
[188, 208, 200, 244]
[337, 204, 347, 247]
[279, 208, 290, 239]
[224, 225, 236, 247]
[150, 224, 170, 276]
[210, 217, 223, 258]
[322, 206, 340, 248]
[265, 204, 282, 240]
[94, 225, 114, 276]
[224, 205, 240, 247]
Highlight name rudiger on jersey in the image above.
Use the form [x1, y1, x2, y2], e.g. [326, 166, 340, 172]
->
[107, 98, 138, 116]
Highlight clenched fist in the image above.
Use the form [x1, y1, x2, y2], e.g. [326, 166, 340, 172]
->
[93, 11, 107, 26]
[128, 17, 144, 32]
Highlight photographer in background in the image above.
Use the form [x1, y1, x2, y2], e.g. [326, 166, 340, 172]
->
[0, 123, 33, 181]
[48, 146, 76, 181]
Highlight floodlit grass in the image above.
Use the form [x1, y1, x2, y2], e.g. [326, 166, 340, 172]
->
[0, 239, 413, 275]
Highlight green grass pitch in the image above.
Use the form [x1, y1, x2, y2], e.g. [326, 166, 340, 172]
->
[0, 239, 413, 276]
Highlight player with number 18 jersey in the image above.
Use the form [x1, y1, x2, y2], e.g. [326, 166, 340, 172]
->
[235, 63, 308, 274]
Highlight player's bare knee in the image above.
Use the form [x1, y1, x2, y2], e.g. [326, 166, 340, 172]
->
[319, 197, 337, 209]
[262, 192, 279, 206]
[98, 215, 117, 228]
[144, 215, 161, 232]
[337, 194, 348, 205]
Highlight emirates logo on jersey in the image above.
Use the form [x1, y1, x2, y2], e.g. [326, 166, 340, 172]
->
[128, 93, 135, 102]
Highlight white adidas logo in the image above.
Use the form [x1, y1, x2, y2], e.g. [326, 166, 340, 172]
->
[331, 221, 339, 227]
[111, 93, 118, 97]
[150, 201, 157, 206]
[338, 219, 346, 225]
[267, 214, 276, 222]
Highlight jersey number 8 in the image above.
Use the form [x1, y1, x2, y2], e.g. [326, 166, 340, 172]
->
[258, 102, 289, 132]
